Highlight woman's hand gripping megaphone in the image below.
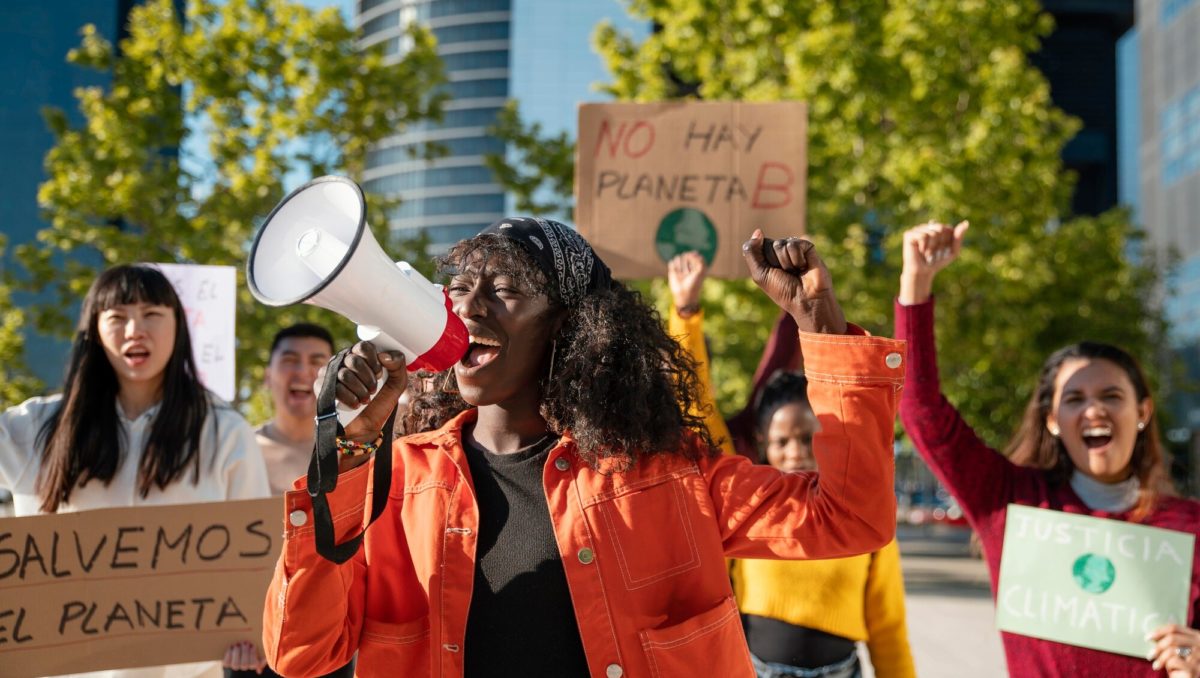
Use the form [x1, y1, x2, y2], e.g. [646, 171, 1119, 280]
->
[315, 341, 408, 471]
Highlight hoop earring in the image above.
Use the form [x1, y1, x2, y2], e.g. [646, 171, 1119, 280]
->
[548, 340, 558, 382]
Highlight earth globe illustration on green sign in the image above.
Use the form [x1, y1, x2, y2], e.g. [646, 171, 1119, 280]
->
[655, 208, 718, 265]
[1072, 553, 1116, 594]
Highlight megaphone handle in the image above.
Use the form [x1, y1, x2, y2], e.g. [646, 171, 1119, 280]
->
[309, 345, 394, 565]
[335, 369, 387, 427]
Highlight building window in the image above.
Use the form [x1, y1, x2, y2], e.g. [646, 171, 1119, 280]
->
[418, 223, 494, 243]
[359, 0, 397, 14]
[1162, 0, 1196, 24]
[430, 0, 511, 19]
[409, 107, 500, 132]
[440, 49, 509, 72]
[433, 21, 509, 45]
[388, 193, 505, 219]
[361, 9, 400, 35]
[367, 136, 505, 167]
[436, 136, 505, 157]
[364, 166, 497, 194]
[444, 78, 508, 100]
[1162, 85, 1200, 186]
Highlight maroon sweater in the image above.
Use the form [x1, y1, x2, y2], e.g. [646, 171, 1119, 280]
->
[896, 298, 1200, 677]
[726, 311, 800, 459]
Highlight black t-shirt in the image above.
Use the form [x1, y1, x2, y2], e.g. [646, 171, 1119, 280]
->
[461, 432, 590, 677]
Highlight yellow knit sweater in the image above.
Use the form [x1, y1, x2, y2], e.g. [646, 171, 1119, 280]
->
[731, 541, 915, 678]
[668, 306, 915, 678]
[666, 308, 735, 456]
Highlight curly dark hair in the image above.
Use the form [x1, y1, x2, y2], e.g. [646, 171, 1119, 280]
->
[401, 234, 717, 468]
[751, 370, 811, 463]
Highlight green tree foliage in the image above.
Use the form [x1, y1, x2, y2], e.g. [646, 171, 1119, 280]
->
[489, 0, 1168, 446]
[484, 101, 576, 218]
[0, 237, 45, 409]
[22, 0, 444, 413]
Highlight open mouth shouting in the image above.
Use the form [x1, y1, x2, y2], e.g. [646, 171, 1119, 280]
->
[1081, 425, 1113, 452]
[286, 383, 314, 406]
[122, 344, 152, 367]
[461, 333, 502, 373]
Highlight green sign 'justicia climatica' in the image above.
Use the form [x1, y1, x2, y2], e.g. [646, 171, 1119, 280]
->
[996, 504, 1194, 657]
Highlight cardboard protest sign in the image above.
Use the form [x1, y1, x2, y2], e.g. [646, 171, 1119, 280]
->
[152, 263, 237, 402]
[996, 504, 1194, 657]
[575, 101, 807, 279]
[0, 498, 281, 677]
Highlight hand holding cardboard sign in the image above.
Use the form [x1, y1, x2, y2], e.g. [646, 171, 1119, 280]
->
[223, 641, 267, 674]
[1146, 623, 1200, 676]
[742, 229, 847, 335]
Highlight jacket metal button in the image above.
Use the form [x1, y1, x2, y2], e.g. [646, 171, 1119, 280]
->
[554, 457, 570, 471]
[577, 547, 594, 564]
[289, 510, 307, 527]
[606, 664, 623, 678]
[885, 352, 902, 369]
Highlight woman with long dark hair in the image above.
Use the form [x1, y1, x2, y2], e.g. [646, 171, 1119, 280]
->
[896, 222, 1200, 677]
[0, 264, 270, 677]
[263, 218, 907, 678]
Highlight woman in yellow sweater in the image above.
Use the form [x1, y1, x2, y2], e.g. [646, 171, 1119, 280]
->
[667, 251, 915, 678]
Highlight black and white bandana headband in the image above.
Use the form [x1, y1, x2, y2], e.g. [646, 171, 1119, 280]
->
[481, 217, 613, 306]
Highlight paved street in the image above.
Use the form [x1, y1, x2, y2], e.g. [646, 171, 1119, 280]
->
[890, 523, 1007, 678]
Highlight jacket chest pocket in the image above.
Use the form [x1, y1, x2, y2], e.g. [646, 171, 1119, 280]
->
[593, 474, 701, 590]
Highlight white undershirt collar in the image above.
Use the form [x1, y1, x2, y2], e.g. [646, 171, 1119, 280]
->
[1070, 471, 1140, 514]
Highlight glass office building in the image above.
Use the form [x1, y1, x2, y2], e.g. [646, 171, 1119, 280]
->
[1119, 0, 1200, 485]
[357, 0, 647, 246]
[0, 1, 140, 385]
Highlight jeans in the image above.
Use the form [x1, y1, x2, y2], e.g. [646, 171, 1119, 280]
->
[750, 650, 861, 678]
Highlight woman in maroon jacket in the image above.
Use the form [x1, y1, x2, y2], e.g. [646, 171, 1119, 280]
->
[896, 221, 1200, 677]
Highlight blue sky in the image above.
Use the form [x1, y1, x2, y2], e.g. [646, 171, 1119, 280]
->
[300, 0, 354, 20]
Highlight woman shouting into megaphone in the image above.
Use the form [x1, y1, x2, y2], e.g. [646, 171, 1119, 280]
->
[263, 218, 906, 678]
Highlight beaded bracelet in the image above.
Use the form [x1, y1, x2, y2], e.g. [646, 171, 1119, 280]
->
[336, 434, 383, 457]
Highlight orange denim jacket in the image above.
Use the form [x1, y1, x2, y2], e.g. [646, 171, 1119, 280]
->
[263, 330, 905, 678]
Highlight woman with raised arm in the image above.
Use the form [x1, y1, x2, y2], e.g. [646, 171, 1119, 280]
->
[896, 222, 1200, 677]
[0, 264, 271, 678]
[263, 218, 906, 678]
[667, 252, 914, 678]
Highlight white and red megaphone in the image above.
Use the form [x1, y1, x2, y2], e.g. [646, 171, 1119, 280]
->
[247, 176, 467, 424]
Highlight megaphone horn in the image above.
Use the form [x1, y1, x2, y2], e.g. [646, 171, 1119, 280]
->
[247, 176, 468, 414]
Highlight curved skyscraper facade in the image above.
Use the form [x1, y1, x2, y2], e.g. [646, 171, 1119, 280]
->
[359, 0, 511, 246]
[357, 0, 648, 248]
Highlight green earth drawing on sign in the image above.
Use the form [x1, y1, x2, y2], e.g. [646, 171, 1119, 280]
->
[655, 208, 718, 265]
[1072, 553, 1116, 594]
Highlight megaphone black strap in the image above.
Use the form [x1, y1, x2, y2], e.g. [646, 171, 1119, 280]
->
[308, 347, 394, 564]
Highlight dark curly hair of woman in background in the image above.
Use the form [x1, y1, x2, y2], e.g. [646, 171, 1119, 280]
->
[401, 233, 717, 469]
